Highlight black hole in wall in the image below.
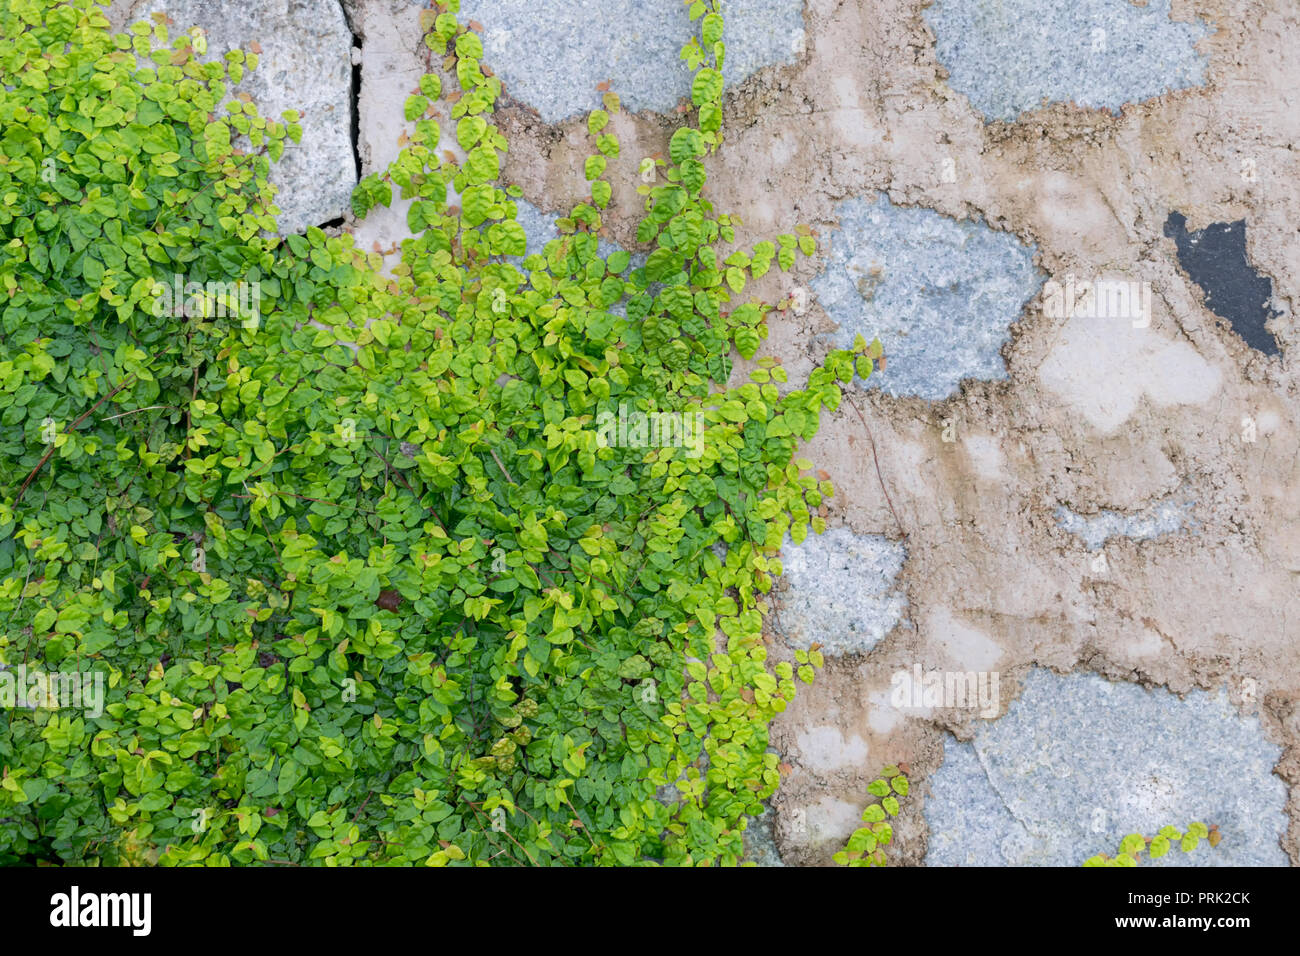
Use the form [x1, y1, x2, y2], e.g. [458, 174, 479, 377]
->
[1163, 211, 1281, 356]
[317, 217, 346, 230]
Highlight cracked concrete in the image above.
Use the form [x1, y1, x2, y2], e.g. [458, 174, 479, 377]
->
[711, 0, 1300, 866]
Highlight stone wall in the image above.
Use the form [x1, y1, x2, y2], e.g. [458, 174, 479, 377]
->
[108, 0, 1300, 866]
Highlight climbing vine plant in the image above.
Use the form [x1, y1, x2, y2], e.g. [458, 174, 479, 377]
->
[833, 766, 909, 867]
[1083, 822, 1220, 867]
[0, 0, 877, 865]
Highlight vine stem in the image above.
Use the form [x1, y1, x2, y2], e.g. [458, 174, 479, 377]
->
[488, 447, 516, 485]
[369, 442, 448, 533]
[465, 801, 539, 866]
[14, 345, 166, 504]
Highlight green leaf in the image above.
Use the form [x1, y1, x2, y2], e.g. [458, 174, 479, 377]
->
[691, 68, 723, 107]
[457, 116, 488, 150]
[670, 128, 705, 165]
[1119, 833, 1146, 856]
[405, 94, 429, 122]
[701, 13, 724, 46]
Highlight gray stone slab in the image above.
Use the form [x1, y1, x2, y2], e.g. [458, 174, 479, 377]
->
[924, 0, 1211, 123]
[925, 669, 1288, 866]
[777, 527, 908, 656]
[455, 0, 806, 121]
[109, 0, 358, 234]
[811, 194, 1042, 400]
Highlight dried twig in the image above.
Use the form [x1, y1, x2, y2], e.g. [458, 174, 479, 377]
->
[843, 391, 907, 540]
[14, 346, 166, 504]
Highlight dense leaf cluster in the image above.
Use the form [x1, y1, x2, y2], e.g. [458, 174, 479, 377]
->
[0, 0, 876, 865]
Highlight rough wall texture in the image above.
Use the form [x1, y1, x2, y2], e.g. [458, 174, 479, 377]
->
[108, 0, 1300, 866]
[473, 0, 1300, 867]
